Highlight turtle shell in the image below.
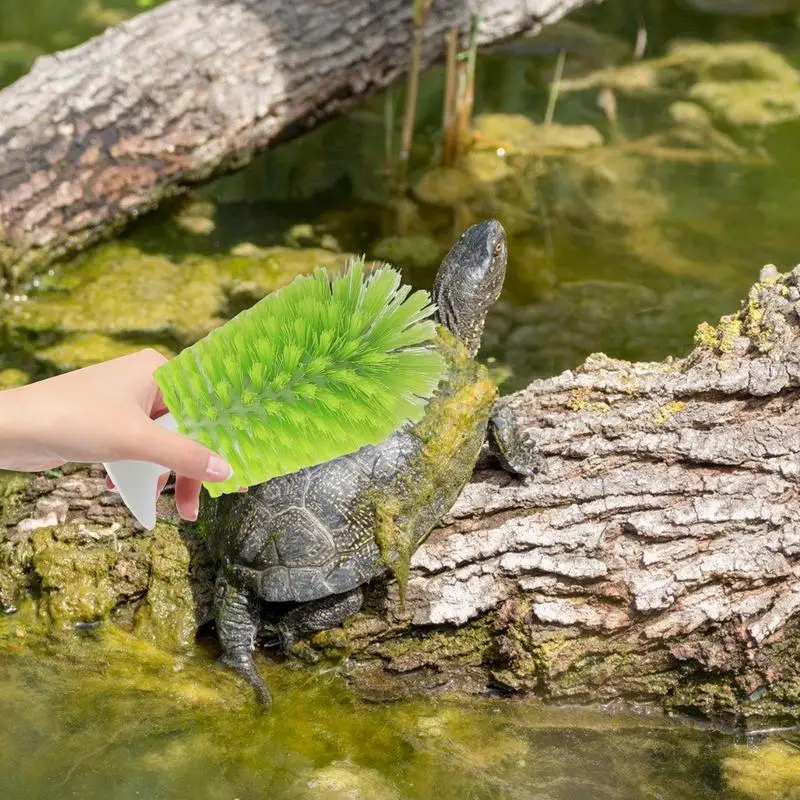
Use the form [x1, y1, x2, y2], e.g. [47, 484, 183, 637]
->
[213, 327, 497, 603]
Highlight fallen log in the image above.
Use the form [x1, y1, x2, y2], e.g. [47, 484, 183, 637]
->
[0, 0, 596, 278]
[3, 264, 800, 725]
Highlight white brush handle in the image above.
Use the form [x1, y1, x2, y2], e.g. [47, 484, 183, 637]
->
[102, 412, 177, 531]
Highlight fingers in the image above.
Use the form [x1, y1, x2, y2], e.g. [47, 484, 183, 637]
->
[156, 472, 170, 498]
[124, 418, 233, 484]
[175, 475, 202, 521]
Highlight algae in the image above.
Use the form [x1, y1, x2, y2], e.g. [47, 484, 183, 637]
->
[724, 740, 800, 799]
[371, 235, 445, 270]
[31, 526, 119, 627]
[132, 523, 198, 650]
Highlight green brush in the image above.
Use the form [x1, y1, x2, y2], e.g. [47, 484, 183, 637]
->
[103, 259, 445, 528]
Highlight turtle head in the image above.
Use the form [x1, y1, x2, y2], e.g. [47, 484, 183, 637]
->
[432, 219, 507, 357]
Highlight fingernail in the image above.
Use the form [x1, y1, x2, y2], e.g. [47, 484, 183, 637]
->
[188, 502, 199, 522]
[206, 454, 233, 481]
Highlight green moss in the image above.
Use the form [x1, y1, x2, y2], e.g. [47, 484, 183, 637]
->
[473, 114, 603, 154]
[0, 471, 32, 528]
[31, 527, 119, 627]
[667, 40, 799, 85]
[413, 167, 478, 207]
[132, 524, 197, 650]
[666, 680, 740, 719]
[354, 327, 495, 606]
[378, 621, 493, 669]
[38, 332, 175, 372]
[15, 245, 225, 343]
[13, 240, 356, 351]
[373, 496, 409, 603]
[463, 150, 514, 184]
[0, 367, 30, 388]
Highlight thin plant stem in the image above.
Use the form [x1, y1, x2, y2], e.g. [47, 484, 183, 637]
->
[441, 26, 459, 166]
[544, 48, 566, 127]
[453, 13, 479, 161]
[398, 0, 431, 186]
[383, 87, 396, 180]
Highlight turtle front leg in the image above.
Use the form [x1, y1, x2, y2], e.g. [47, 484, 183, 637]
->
[278, 588, 363, 652]
[488, 402, 542, 478]
[214, 571, 272, 707]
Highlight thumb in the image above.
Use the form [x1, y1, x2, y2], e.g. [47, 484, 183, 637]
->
[126, 418, 233, 483]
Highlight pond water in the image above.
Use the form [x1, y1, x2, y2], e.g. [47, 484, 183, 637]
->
[3, 611, 800, 800]
[3, 1, 800, 797]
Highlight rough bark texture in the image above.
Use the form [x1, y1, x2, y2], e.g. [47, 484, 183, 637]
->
[3, 265, 800, 726]
[0, 0, 595, 277]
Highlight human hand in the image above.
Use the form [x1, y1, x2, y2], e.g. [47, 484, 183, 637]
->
[0, 349, 237, 521]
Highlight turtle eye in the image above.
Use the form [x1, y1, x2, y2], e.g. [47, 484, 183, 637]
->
[492, 241, 504, 258]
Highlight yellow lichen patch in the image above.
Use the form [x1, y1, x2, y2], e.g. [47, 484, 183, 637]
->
[653, 400, 685, 424]
[567, 387, 609, 413]
[693, 316, 743, 353]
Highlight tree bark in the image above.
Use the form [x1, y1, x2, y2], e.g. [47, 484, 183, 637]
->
[0, 0, 596, 278]
[3, 265, 800, 725]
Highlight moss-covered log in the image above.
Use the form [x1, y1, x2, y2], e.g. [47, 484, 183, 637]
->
[0, 0, 597, 280]
[4, 264, 800, 725]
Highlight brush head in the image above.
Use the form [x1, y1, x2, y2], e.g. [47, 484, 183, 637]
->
[154, 259, 445, 497]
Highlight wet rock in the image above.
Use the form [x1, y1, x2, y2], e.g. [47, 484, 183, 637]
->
[15, 513, 59, 536]
[54, 476, 104, 500]
[33, 496, 68, 524]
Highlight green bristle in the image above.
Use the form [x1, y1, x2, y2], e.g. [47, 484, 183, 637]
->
[154, 259, 445, 497]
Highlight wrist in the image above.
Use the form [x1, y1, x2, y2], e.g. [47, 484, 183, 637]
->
[0, 384, 56, 471]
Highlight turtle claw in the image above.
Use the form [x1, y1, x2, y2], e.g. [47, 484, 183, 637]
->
[218, 652, 273, 708]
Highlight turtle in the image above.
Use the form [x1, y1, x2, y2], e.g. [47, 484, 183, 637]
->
[211, 219, 530, 705]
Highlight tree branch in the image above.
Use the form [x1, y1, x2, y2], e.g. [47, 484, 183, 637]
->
[0, 0, 598, 277]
